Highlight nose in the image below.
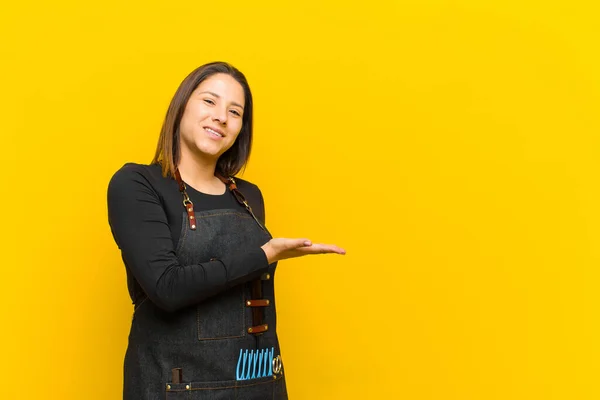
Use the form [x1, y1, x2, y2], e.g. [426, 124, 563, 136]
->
[212, 107, 227, 125]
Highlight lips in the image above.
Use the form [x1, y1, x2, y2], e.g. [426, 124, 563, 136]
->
[204, 126, 224, 138]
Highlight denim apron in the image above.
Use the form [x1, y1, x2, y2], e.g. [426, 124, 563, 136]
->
[123, 171, 288, 400]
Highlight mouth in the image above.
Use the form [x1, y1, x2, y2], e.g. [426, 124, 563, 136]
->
[204, 126, 225, 138]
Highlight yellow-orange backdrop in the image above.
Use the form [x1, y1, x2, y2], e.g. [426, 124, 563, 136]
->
[1, 1, 599, 399]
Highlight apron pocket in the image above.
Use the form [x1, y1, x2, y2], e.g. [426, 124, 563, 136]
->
[197, 285, 244, 340]
[165, 375, 283, 400]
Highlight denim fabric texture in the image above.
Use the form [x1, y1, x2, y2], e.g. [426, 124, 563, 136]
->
[124, 210, 288, 399]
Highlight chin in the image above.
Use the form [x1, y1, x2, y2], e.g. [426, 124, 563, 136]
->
[195, 142, 224, 158]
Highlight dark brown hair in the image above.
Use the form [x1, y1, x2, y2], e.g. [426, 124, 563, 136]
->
[152, 61, 254, 178]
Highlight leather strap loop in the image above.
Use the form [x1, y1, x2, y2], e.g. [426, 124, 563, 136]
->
[171, 368, 182, 384]
[246, 299, 270, 307]
[247, 324, 268, 334]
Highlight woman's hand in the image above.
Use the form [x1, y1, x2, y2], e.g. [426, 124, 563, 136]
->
[261, 238, 346, 264]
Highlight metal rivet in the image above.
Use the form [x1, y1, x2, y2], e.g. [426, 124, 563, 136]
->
[191, 225, 196, 229]
[248, 328, 253, 333]
[265, 274, 271, 280]
[166, 384, 171, 390]
[246, 301, 251, 306]
[266, 300, 270, 305]
[188, 208, 192, 212]
[186, 385, 190, 390]
[190, 215, 195, 220]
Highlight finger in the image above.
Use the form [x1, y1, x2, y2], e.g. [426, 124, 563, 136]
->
[300, 243, 346, 254]
[313, 243, 346, 253]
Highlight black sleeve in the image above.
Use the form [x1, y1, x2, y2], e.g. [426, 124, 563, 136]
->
[251, 183, 266, 225]
[107, 166, 270, 313]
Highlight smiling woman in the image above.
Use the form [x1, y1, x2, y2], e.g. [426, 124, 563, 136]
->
[106, 61, 345, 400]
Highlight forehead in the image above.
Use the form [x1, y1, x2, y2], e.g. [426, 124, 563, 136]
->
[196, 73, 245, 104]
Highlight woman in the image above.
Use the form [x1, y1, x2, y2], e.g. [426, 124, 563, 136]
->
[107, 61, 345, 399]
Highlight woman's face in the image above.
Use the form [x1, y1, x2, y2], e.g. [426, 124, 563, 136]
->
[179, 73, 246, 161]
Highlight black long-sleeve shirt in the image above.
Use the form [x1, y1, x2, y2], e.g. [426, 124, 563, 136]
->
[107, 162, 271, 312]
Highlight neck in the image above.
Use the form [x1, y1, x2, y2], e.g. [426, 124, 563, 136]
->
[177, 148, 222, 190]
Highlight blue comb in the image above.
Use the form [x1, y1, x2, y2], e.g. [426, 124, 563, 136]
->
[236, 347, 278, 380]
[267, 347, 274, 376]
[257, 349, 264, 378]
[236, 349, 249, 380]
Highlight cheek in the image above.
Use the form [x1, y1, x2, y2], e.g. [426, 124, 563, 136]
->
[179, 116, 195, 138]
[181, 108, 208, 133]
[230, 119, 244, 136]
[228, 130, 243, 145]
[183, 103, 209, 122]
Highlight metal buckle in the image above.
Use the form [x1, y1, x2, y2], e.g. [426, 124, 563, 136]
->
[182, 191, 192, 207]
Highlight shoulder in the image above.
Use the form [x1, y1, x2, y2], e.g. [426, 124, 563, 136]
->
[233, 176, 266, 220]
[234, 177, 263, 201]
[107, 162, 167, 198]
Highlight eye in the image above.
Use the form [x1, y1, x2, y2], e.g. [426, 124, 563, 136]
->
[203, 99, 215, 105]
[229, 109, 241, 117]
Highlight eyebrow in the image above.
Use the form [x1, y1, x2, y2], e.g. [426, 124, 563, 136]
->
[198, 91, 244, 109]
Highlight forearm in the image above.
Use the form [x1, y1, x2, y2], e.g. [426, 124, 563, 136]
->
[147, 247, 269, 312]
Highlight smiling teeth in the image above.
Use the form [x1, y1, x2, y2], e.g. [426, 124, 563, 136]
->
[205, 128, 223, 137]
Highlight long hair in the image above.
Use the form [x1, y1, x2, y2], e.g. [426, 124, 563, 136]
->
[152, 62, 254, 178]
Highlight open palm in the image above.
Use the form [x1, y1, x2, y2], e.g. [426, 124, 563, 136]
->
[261, 238, 346, 264]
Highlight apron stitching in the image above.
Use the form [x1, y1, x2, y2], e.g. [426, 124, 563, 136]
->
[185, 375, 281, 390]
[193, 212, 252, 220]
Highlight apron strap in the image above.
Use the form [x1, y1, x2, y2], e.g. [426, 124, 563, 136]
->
[173, 168, 266, 232]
